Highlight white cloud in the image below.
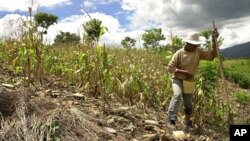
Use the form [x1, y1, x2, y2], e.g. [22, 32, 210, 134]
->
[98, 0, 120, 5]
[44, 12, 146, 47]
[1, 0, 250, 49]
[83, 1, 94, 8]
[171, 0, 182, 12]
[44, 15, 83, 45]
[0, 14, 28, 40]
[81, 0, 120, 10]
[220, 17, 250, 49]
[121, 0, 170, 30]
[0, 12, 132, 46]
[121, 0, 250, 48]
[101, 30, 144, 48]
[121, 0, 142, 11]
[0, 0, 72, 12]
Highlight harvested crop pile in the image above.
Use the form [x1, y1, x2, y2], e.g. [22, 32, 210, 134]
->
[0, 89, 112, 141]
[0, 89, 20, 117]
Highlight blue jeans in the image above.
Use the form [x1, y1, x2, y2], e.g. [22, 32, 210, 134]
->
[168, 78, 193, 121]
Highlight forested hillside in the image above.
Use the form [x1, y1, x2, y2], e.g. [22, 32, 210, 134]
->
[221, 42, 250, 58]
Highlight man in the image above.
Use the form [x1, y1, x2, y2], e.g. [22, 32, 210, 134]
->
[167, 29, 219, 130]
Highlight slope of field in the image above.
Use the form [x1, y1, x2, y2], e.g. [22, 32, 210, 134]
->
[0, 62, 230, 141]
[1, 42, 249, 140]
[224, 58, 250, 89]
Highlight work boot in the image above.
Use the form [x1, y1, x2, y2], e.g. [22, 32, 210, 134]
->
[184, 115, 193, 128]
[184, 120, 197, 133]
[167, 120, 177, 130]
[185, 120, 193, 128]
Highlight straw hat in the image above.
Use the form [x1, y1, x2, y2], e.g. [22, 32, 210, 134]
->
[183, 32, 203, 45]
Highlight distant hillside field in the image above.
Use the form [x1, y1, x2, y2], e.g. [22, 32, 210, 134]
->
[221, 42, 250, 58]
[224, 58, 250, 89]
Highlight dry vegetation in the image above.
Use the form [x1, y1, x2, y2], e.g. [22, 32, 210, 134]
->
[0, 42, 249, 141]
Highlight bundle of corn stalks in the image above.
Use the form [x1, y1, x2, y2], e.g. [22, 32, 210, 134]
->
[0, 88, 21, 117]
[0, 92, 113, 141]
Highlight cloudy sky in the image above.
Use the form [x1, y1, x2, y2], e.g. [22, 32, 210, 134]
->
[0, 0, 250, 49]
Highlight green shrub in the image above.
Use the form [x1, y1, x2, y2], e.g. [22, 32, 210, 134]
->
[224, 59, 250, 89]
[225, 71, 250, 89]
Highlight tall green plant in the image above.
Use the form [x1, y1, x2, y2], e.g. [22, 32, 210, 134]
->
[191, 30, 224, 128]
[9, 10, 54, 85]
[171, 35, 183, 53]
[121, 36, 136, 50]
[54, 31, 80, 45]
[194, 60, 219, 127]
[34, 12, 57, 41]
[142, 28, 165, 49]
[83, 18, 108, 46]
[234, 90, 250, 124]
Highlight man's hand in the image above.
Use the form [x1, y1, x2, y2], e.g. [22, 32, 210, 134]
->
[182, 70, 193, 80]
[211, 28, 219, 59]
[212, 28, 219, 39]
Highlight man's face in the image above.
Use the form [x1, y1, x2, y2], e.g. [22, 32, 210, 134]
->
[185, 43, 199, 52]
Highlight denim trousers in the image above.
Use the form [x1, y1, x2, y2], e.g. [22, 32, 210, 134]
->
[168, 78, 193, 121]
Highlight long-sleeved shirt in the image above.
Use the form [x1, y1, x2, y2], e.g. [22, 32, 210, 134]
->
[167, 47, 214, 80]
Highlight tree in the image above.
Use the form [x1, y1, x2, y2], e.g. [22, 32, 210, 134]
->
[171, 35, 183, 53]
[82, 18, 108, 46]
[34, 12, 58, 41]
[54, 31, 80, 45]
[121, 36, 136, 49]
[142, 28, 165, 49]
[200, 30, 224, 49]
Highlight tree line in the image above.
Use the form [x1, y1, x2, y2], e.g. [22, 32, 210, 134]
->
[30, 12, 185, 51]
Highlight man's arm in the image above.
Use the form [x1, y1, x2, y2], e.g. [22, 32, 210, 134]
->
[167, 52, 179, 73]
[199, 29, 219, 60]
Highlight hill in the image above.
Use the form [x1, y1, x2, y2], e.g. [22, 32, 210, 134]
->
[220, 42, 250, 58]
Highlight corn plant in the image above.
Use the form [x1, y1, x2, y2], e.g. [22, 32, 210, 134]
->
[0, 42, 3, 61]
[234, 90, 250, 124]
[1, 3, 54, 86]
[75, 51, 89, 87]
[194, 60, 219, 127]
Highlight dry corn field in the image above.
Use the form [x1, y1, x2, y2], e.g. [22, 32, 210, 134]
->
[0, 42, 249, 141]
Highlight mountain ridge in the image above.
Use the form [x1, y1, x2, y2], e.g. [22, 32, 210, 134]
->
[220, 42, 250, 58]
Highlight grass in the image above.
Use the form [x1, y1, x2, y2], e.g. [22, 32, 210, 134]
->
[224, 59, 250, 80]
[224, 58, 250, 89]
